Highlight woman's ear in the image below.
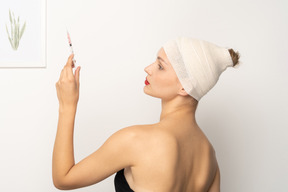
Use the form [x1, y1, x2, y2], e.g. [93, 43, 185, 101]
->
[178, 87, 189, 96]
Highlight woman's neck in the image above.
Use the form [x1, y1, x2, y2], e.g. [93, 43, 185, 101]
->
[159, 96, 198, 122]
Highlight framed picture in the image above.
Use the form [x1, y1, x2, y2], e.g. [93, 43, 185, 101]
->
[0, 0, 46, 68]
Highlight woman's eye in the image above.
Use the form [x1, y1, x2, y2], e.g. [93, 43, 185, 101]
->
[158, 64, 163, 70]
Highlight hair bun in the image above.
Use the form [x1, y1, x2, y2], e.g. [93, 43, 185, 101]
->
[228, 49, 240, 67]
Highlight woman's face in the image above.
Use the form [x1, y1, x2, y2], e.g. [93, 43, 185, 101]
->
[144, 47, 184, 100]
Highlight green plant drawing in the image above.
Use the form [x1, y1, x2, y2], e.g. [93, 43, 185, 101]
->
[5, 9, 26, 51]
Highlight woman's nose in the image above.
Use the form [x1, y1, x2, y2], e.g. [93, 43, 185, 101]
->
[144, 64, 152, 75]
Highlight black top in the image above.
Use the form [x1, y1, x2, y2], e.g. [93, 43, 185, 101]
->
[114, 169, 134, 192]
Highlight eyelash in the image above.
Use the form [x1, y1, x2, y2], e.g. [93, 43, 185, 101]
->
[158, 63, 163, 70]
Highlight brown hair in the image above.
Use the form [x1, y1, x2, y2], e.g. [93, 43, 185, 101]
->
[228, 49, 240, 67]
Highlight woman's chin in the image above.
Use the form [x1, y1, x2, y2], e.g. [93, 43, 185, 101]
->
[143, 89, 160, 99]
[143, 87, 149, 94]
[143, 87, 153, 96]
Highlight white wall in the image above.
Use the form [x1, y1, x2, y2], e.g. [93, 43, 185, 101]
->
[0, 0, 287, 191]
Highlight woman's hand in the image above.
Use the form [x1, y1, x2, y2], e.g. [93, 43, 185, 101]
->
[56, 54, 81, 109]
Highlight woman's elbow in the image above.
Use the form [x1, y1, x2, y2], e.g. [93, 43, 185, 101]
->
[53, 177, 73, 190]
[53, 179, 65, 190]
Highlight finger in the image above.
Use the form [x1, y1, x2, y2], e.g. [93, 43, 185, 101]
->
[64, 54, 75, 78]
[59, 68, 65, 80]
[66, 54, 74, 67]
[67, 53, 74, 66]
[75, 66, 81, 87]
[61, 66, 71, 81]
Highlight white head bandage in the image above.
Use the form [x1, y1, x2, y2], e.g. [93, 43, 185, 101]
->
[163, 37, 233, 101]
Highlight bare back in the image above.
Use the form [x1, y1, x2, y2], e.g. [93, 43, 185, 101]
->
[124, 122, 220, 192]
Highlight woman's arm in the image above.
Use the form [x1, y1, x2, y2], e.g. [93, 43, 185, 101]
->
[53, 55, 139, 189]
[52, 106, 77, 188]
[53, 54, 80, 188]
[53, 125, 139, 190]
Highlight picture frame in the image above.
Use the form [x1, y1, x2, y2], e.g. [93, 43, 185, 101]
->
[0, 0, 46, 68]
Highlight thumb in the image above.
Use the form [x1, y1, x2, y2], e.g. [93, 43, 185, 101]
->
[75, 66, 81, 86]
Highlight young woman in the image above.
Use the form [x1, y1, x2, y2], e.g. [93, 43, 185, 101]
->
[53, 37, 240, 192]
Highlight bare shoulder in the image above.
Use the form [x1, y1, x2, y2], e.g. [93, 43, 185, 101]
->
[114, 124, 154, 142]
[118, 124, 178, 158]
[131, 124, 179, 163]
[119, 123, 174, 139]
[122, 124, 180, 191]
[111, 124, 156, 150]
[130, 123, 177, 144]
[108, 124, 154, 145]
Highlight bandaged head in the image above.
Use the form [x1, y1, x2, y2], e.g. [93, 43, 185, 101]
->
[163, 37, 233, 101]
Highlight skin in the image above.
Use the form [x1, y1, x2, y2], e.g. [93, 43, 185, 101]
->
[53, 50, 220, 191]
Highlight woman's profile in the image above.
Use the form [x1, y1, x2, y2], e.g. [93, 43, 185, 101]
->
[53, 37, 240, 192]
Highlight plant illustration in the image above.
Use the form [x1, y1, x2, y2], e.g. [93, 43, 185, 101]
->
[5, 9, 26, 51]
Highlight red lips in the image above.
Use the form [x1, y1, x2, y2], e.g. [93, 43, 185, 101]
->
[145, 78, 150, 85]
